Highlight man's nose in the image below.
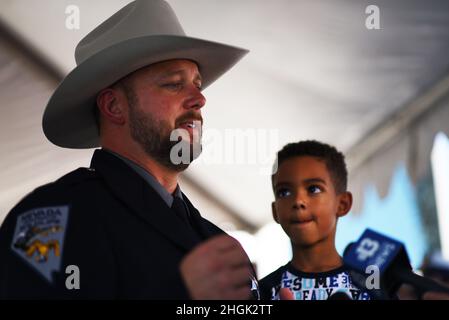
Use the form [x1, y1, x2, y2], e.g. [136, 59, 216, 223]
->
[184, 86, 206, 110]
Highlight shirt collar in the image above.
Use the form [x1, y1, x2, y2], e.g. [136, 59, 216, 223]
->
[103, 148, 182, 207]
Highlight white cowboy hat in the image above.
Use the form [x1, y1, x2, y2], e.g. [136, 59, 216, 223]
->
[42, 0, 248, 148]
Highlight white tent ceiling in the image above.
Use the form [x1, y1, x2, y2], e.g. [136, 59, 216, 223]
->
[1, 0, 449, 229]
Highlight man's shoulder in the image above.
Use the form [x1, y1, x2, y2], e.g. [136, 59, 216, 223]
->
[27, 167, 100, 198]
[3, 167, 102, 224]
[43, 167, 100, 190]
[0, 167, 117, 299]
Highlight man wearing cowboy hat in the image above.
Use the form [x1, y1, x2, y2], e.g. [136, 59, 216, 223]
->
[0, 0, 257, 299]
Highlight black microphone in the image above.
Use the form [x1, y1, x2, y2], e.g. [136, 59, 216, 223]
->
[327, 292, 353, 300]
[343, 229, 449, 299]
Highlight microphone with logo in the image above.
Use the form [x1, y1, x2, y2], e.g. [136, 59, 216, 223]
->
[343, 229, 449, 299]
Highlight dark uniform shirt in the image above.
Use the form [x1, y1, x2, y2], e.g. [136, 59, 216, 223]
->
[105, 149, 183, 207]
[0, 149, 257, 299]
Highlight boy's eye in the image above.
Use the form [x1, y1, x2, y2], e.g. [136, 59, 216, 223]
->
[276, 188, 291, 198]
[308, 185, 322, 194]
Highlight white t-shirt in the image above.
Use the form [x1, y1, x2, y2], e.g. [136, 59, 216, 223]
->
[259, 262, 371, 300]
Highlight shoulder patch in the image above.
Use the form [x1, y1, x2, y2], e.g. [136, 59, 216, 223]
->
[10, 206, 70, 284]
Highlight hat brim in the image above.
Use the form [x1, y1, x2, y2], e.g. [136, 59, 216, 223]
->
[42, 35, 248, 149]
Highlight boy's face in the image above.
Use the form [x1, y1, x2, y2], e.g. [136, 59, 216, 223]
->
[272, 156, 352, 248]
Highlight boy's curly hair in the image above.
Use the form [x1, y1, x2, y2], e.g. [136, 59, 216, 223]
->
[273, 140, 348, 194]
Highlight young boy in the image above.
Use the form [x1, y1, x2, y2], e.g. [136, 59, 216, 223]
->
[259, 140, 371, 300]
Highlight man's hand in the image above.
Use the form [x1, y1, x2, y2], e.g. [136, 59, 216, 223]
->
[422, 291, 449, 300]
[180, 234, 253, 300]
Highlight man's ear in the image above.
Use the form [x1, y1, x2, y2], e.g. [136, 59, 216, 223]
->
[336, 191, 353, 218]
[96, 87, 126, 125]
[272, 202, 279, 224]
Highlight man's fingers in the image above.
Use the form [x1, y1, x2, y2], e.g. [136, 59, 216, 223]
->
[199, 234, 243, 253]
[422, 291, 449, 300]
[217, 248, 251, 269]
[222, 265, 254, 289]
[186, 234, 249, 272]
[181, 244, 249, 275]
[179, 234, 254, 300]
[224, 285, 252, 300]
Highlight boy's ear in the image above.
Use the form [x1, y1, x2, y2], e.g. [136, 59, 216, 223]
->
[271, 202, 279, 224]
[336, 191, 353, 218]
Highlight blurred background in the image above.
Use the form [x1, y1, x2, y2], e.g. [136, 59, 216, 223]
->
[1, 0, 449, 279]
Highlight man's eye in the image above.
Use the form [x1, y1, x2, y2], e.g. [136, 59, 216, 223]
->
[276, 188, 291, 198]
[308, 185, 322, 194]
[163, 83, 183, 90]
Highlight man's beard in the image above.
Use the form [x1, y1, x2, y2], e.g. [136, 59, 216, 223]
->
[128, 102, 202, 172]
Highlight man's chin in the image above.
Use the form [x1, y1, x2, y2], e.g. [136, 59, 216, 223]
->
[166, 162, 191, 172]
[163, 142, 202, 172]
